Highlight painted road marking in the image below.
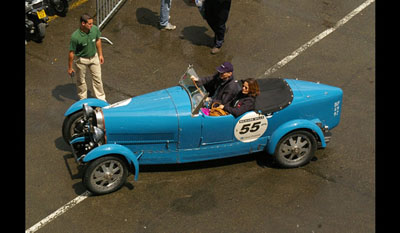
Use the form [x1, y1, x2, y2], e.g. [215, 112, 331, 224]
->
[25, 191, 91, 233]
[25, 0, 374, 232]
[261, 0, 375, 78]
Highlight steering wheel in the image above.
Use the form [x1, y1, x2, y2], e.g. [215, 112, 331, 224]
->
[191, 76, 205, 97]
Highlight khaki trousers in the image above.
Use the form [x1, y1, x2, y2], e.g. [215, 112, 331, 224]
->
[74, 53, 106, 101]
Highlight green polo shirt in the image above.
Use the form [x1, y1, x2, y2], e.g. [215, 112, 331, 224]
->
[69, 25, 101, 58]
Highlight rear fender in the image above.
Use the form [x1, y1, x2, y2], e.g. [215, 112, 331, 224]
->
[82, 144, 140, 181]
[267, 119, 326, 155]
[64, 98, 109, 116]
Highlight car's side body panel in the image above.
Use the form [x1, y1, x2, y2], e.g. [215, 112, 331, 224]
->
[178, 134, 268, 163]
[103, 88, 181, 164]
[168, 86, 203, 150]
[201, 114, 235, 145]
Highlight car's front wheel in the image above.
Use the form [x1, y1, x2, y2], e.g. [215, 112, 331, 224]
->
[273, 130, 317, 168]
[62, 110, 84, 145]
[83, 156, 128, 195]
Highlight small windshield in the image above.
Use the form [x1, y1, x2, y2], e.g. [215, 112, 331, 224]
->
[179, 65, 209, 115]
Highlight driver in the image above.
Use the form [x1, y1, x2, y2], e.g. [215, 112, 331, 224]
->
[191, 62, 240, 106]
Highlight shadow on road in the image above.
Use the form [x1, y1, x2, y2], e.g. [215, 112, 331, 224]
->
[52, 83, 93, 102]
[52, 83, 79, 101]
[140, 152, 279, 173]
[135, 7, 213, 48]
[136, 7, 159, 29]
[180, 26, 213, 48]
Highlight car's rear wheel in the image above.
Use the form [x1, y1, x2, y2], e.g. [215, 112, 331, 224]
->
[83, 156, 128, 195]
[274, 130, 317, 168]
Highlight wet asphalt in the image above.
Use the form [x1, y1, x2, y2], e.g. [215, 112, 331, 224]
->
[25, 0, 375, 232]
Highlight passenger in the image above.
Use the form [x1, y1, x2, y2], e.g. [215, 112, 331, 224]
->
[191, 61, 240, 106]
[217, 78, 260, 117]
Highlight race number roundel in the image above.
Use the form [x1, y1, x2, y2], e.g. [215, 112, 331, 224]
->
[234, 112, 268, 143]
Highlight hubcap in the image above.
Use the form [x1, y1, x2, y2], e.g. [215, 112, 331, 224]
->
[279, 135, 311, 162]
[90, 160, 124, 191]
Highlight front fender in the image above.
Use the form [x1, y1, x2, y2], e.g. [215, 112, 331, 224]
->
[64, 98, 109, 116]
[267, 119, 326, 155]
[82, 144, 140, 181]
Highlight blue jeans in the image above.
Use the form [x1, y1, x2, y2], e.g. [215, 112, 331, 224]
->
[160, 0, 172, 27]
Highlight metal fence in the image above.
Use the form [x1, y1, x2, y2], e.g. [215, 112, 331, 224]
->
[96, 0, 127, 44]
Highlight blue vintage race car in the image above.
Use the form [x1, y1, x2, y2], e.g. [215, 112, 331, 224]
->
[62, 65, 343, 195]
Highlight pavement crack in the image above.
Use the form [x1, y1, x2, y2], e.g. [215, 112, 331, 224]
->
[103, 82, 135, 99]
[302, 167, 337, 183]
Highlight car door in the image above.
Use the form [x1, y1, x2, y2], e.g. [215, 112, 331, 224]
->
[200, 114, 235, 145]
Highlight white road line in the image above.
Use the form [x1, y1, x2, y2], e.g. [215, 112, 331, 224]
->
[25, 191, 91, 233]
[261, 0, 375, 78]
[25, 1, 375, 232]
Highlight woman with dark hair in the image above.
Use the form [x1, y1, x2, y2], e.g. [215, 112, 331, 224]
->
[217, 78, 260, 117]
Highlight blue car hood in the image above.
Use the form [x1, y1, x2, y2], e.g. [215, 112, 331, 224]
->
[101, 86, 189, 144]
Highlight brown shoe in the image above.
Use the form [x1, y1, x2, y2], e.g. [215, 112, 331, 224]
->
[211, 47, 221, 54]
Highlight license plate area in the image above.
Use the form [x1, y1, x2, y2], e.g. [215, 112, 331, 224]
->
[37, 9, 47, 19]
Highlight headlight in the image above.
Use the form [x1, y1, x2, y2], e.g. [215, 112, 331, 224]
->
[93, 126, 104, 143]
[94, 108, 106, 144]
[95, 108, 105, 131]
[83, 104, 94, 120]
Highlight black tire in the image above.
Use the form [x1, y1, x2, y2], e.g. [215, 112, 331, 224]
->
[33, 22, 46, 43]
[50, 0, 69, 17]
[83, 156, 128, 195]
[62, 111, 84, 145]
[273, 130, 317, 168]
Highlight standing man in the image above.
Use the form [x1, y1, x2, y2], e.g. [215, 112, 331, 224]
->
[68, 13, 106, 101]
[204, 0, 232, 54]
[159, 0, 176, 31]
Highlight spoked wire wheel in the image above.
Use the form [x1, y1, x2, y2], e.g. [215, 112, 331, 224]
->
[274, 130, 317, 168]
[83, 156, 128, 195]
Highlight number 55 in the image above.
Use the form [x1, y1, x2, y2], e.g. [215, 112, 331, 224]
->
[239, 121, 261, 134]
